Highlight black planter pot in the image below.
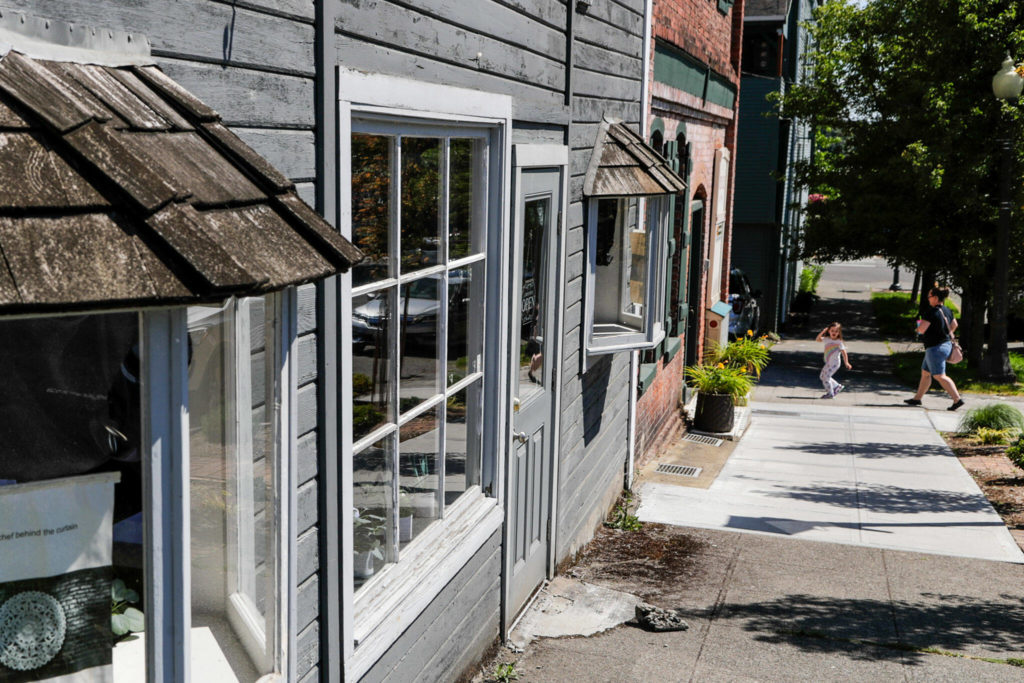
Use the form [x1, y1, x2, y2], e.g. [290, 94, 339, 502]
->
[694, 392, 735, 433]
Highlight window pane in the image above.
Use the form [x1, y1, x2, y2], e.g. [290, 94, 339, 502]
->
[188, 298, 277, 678]
[624, 199, 647, 320]
[517, 197, 549, 402]
[0, 313, 145, 681]
[353, 288, 394, 441]
[449, 138, 483, 259]
[353, 436, 394, 589]
[445, 380, 482, 508]
[399, 277, 441, 414]
[401, 137, 442, 275]
[399, 407, 440, 545]
[352, 134, 393, 287]
[447, 261, 484, 386]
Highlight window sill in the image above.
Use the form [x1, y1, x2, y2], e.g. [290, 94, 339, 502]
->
[348, 490, 503, 679]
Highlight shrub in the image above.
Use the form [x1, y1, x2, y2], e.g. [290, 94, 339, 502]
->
[798, 264, 825, 294]
[974, 427, 1015, 445]
[957, 403, 1024, 434]
[352, 372, 373, 396]
[1007, 438, 1024, 470]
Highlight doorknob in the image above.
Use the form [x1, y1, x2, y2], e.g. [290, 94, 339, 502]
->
[514, 431, 529, 444]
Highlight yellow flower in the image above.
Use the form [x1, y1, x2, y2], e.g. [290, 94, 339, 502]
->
[747, 329, 754, 336]
[716, 362, 725, 369]
[759, 344, 765, 349]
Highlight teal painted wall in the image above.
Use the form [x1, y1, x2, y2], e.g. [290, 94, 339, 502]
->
[733, 75, 782, 224]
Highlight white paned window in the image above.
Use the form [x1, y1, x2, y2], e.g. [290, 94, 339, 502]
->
[339, 70, 510, 675]
[585, 196, 671, 355]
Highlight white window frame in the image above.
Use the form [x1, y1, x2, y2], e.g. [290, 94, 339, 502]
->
[140, 290, 298, 682]
[583, 195, 671, 356]
[338, 69, 510, 679]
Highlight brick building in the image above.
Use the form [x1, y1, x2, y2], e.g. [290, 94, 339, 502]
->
[635, 0, 745, 462]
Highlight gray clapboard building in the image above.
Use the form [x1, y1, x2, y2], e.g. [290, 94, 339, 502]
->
[0, 1, 688, 681]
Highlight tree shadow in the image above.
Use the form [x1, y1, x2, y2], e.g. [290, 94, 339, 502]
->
[714, 591, 1024, 664]
[775, 441, 950, 459]
[723, 478, 993, 514]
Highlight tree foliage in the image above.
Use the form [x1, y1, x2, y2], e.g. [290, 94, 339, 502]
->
[775, 0, 1024, 291]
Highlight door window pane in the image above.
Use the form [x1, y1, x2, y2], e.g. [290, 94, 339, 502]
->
[353, 289, 394, 441]
[399, 407, 440, 545]
[447, 261, 484, 386]
[353, 437, 394, 588]
[444, 380, 482, 508]
[401, 137, 442, 275]
[399, 277, 442, 415]
[352, 134, 393, 287]
[188, 298, 278, 678]
[518, 197, 549, 403]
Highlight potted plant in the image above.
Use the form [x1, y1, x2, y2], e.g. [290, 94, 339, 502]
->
[353, 510, 386, 579]
[685, 362, 753, 433]
[398, 490, 415, 542]
[708, 333, 774, 378]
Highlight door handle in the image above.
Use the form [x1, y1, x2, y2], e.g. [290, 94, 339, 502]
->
[514, 431, 529, 444]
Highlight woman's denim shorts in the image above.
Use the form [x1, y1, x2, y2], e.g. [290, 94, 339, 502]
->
[922, 341, 953, 375]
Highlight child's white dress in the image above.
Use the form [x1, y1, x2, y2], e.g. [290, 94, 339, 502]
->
[820, 338, 845, 397]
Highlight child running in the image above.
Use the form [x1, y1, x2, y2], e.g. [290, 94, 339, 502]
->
[816, 322, 852, 398]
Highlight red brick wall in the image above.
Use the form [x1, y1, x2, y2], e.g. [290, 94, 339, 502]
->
[654, 0, 740, 80]
[634, 0, 745, 464]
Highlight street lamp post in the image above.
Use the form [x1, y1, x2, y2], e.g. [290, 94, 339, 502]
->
[982, 56, 1022, 382]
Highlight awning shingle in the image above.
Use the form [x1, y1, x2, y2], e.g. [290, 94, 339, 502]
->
[0, 49, 361, 314]
[583, 117, 687, 198]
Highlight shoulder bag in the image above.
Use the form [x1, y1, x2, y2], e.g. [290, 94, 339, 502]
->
[940, 307, 964, 364]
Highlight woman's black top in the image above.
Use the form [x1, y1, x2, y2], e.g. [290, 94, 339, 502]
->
[921, 305, 953, 348]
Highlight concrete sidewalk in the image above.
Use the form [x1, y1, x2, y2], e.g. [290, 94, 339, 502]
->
[477, 259, 1024, 681]
[636, 401, 1024, 563]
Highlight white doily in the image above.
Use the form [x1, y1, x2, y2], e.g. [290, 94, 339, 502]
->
[0, 591, 67, 671]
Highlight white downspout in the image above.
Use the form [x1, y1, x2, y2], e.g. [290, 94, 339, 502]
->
[627, 0, 654, 489]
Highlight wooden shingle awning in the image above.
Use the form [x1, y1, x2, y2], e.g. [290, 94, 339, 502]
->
[0, 49, 362, 314]
[583, 117, 687, 198]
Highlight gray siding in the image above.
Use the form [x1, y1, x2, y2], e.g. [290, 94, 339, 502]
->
[556, 0, 643, 560]
[0, 2, 322, 678]
[334, 0, 571, 123]
[360, 530, 502, 683]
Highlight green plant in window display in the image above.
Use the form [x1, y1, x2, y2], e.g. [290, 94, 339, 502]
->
[353, 512, 386, 560]
[111, 578, 145, 639]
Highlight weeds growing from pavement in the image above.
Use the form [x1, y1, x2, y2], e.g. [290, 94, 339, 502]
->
[492, 662, 519, 682]
[605, 492, 643, 531]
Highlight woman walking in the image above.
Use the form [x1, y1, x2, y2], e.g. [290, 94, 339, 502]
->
[816, 322, 852, 398]
[904, 286, 964, 411]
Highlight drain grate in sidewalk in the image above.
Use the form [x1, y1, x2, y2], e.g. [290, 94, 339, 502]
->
[682, 433, 723, 447]
[655, 463, 703, 478]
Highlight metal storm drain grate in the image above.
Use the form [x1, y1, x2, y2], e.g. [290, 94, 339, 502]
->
[683, 433, 723, 447]
[655, 464, 702, 478]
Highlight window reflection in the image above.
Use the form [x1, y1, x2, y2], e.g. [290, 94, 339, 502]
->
[187, 298, 277, 678]
[352, 134, 393, 288]
[353, 289, 393, 442]
[399, 408, 440, 545]
[353, 437, 393, 587]
[449, 138, 481, 259]
[399, 277, 441, 415]
[445, 381, 482, 508]
[401, 137, 442, 275]
[518, 198, 548, 402]
[447, 262, 484, 386]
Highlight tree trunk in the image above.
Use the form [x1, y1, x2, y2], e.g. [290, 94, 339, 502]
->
[960, 283, 987, 369]
[910, 269, 921, 304]
[917, 272, 935, 319]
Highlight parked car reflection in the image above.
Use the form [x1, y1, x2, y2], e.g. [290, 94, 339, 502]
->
[353, 271, 469, 351]
[728, 267, 761, 339]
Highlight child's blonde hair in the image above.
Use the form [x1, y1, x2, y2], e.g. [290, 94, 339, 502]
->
[827, 322, 844, 340]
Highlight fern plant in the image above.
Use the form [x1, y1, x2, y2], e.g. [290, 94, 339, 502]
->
[685, 362, 752, 400]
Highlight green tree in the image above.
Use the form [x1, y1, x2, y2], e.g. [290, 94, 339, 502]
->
[775, 0, 1024, 368]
